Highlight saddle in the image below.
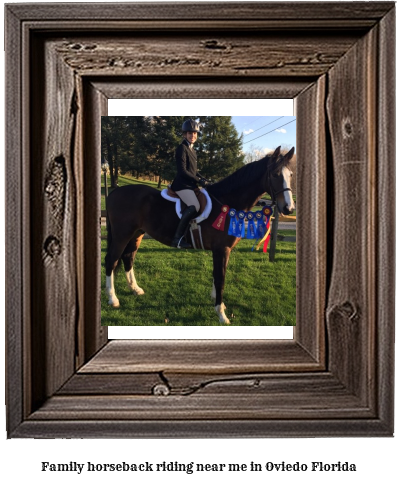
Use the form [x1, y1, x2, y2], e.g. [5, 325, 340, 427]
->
[161, 187, 213, 249]
[166, 186, 208, 215]
[161, 186, 212, 223]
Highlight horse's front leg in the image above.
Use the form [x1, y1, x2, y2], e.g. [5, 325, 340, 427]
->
[212, 246, 231, 324]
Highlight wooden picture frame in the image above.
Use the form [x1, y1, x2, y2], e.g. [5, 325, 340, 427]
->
[5, 2, 395, 438]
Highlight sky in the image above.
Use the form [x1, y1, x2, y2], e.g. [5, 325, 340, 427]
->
[108, 100, 296, 159]
[232, 116, 296, 156]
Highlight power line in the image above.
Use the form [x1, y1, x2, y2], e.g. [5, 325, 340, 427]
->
[243, 116, 285, 137]
[240, 116, 264, 129]
[243, 119, 296, 145]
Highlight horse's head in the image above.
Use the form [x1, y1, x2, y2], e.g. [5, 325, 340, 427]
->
[268, 147, 295, 216]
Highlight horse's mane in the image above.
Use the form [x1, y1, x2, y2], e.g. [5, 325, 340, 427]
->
[207, 152, 288, 197]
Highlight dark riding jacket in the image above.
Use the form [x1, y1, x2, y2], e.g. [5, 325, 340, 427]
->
[171, 138, 201, 191]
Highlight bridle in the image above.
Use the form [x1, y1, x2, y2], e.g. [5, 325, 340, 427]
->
[267, 169, 292, 205]
[207, 163, 293, 209]
[271, 186, 293, 202]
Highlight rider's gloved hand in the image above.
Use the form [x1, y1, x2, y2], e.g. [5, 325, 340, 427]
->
[199, 178, 209, 188]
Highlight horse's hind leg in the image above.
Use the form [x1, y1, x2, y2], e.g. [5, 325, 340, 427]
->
[105, 239, 129, 308]
[212, 246, 231, 324]
[122, 232, 145, 295]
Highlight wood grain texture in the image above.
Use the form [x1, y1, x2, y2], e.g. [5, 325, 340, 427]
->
[326, 26, 377, 404]
[87, 76, 324, 366]
[375, 5, 396, 431]
[5, 2, 395, 438]
[59, 371, 363, 399]
[91, 79, 311, 100]
[14, 418, 391, 439]
[5, 4, 25, 437]
[58, 372, 163, 396]
[30, 36, 79, 409]
[7, 2, 394, 22]
[29, 392, 372, 421]
[53, 34, 360, 78]
[34, 372, 375, 423]
[295, 75, 327, 364]
[79, 340, 321, 374]
[81, 81, 108, 363]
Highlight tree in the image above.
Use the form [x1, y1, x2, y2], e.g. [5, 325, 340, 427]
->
[122, 117, 152, 178]
[243, 144, 272, 164]
[101, 116, 134, 187]
[146, 116, 185, 188]
[195, 116, 244, 181]
[101, 117, 119, 187]
[101, 116, 247, 187]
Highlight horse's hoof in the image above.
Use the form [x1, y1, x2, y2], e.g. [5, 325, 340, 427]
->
[108, 299, 120, 308]
[133, 288, 145, 296]
[215, 304, 230, 324]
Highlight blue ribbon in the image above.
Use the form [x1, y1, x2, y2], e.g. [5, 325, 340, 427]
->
[225, 207, 273, 244]
[246, 212, 257, 239]
[227, 209, 238, 236]
[255, 210, 266, 239]
[237, 211, 246, 238]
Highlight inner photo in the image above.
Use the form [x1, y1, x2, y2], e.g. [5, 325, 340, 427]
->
[101, 115, 296, 326]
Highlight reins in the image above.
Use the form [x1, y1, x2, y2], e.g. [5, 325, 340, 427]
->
[206, 158, 292, 210]
[207, 181, 291, 209]
[207, 190, 225, 207]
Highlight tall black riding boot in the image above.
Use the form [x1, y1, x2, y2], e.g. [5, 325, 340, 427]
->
[171, 205, 198, 249]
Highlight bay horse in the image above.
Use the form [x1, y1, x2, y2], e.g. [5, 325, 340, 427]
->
[105, 146, 295, 324]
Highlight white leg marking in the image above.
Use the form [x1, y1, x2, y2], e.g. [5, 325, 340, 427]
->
[126, 268, 145, 295]
[211, 280, 216, 301]
[215, 303, 230, 324]
[106, 273, 120, 308]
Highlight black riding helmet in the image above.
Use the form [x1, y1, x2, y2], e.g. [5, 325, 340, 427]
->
[182, 119, 201, 133]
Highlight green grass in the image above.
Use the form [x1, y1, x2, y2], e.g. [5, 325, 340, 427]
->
[101, 174, 168, 211]
[101, 173, 296, 326]
[101, 237, 296, 327]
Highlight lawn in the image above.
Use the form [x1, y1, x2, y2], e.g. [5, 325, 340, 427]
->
[100, 236, 296, 327]
[100, 173, 296, 326]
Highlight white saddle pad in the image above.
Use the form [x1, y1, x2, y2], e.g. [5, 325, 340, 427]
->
[160, 188, 212, 224]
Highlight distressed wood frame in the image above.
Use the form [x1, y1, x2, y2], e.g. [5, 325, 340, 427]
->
[5, 2, 395, 438]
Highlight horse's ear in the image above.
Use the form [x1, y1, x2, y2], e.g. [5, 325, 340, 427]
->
[272, 146, 281, 159]
[284, 146, 295, 161]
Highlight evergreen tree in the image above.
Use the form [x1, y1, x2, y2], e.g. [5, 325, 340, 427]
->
[101, 117, 120, 187]
[122, 117, 152, 178]
[196, 116, 244, 181]
[101, 116, 246, 187]
[146, 116, 184, 188]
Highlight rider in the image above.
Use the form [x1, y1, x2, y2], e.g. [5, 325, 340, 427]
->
[170, 119, 209, 249]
